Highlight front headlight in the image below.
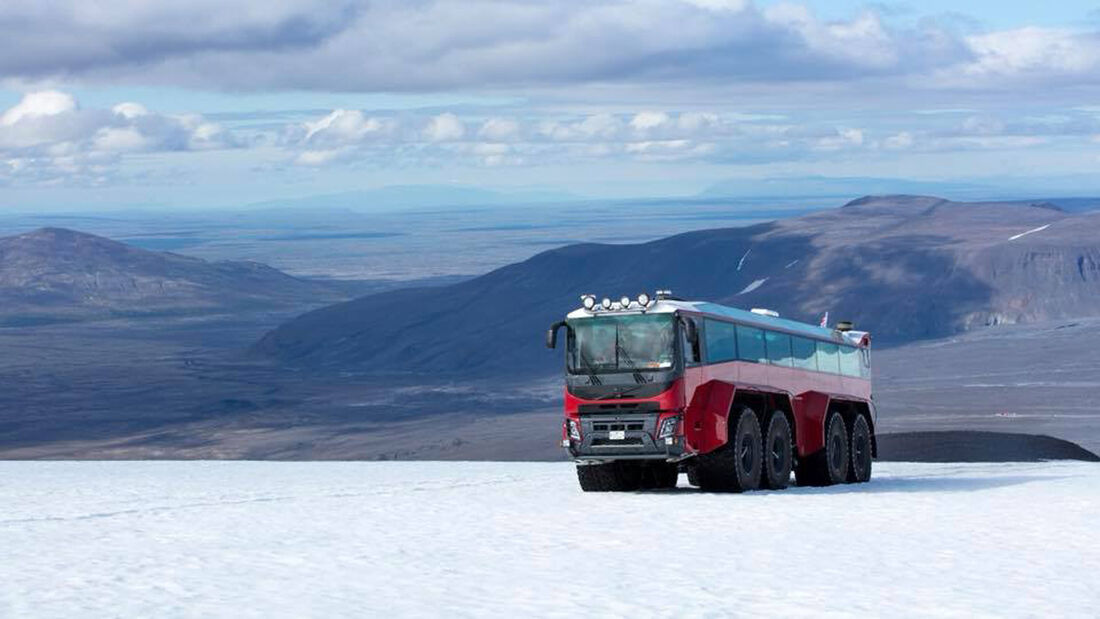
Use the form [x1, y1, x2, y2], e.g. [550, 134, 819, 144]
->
[567, 419, 582, 441]
[656, 416, 680, 439]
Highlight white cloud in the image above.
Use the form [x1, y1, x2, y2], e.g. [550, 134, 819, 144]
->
[294, 148, 348, 166]
[301, 109, 387, 145]
[0, 91, 77, 126]
[111, 102, 149, 120]
[962, 28, 1100, 79]
[677, 112, 719, 132]
[477, 118, 520, 141]
[91, 127, 149, 153]
[423, 113, 465, 142]
[680, 0, 748, 11]
[883, 131, 914, 150]
[0, 90, 237, 183]
[630, 111, 671, 132]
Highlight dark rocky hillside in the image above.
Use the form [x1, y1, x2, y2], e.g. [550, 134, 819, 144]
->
[256, 195, 1100, 376]
[0, 227, 347, 324]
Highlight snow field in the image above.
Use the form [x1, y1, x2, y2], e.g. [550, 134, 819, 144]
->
[1, 461, 1097, 617]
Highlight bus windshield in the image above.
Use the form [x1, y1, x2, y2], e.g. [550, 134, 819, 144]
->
[568, 314, 675, 374]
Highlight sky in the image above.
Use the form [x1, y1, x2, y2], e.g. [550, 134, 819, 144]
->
[2, 0, 1100, 211]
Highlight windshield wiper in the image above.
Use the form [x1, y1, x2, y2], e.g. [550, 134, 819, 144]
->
[614, 339, 648, 385]
[578, 350, 602, 386]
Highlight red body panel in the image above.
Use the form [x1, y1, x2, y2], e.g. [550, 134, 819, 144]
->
[684, 380, 735, 454]
[566, 359, 870, 458]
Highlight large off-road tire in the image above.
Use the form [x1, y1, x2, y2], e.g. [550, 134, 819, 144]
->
[695, 406, 762, 492]
[761, 411, 793, 490]
[642, 462, 679, 489]
[848, 414, 873, 483]
[795, 411, 849, 486]
[576, 462, 644, 492]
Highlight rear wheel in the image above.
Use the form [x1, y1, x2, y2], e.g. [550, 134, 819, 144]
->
[576, 462, 641, 492]
[696, 406, 762, 492]
[848, 415, 873, 483]
[795, 411, 849, 486]
[761, 411, 792, 490]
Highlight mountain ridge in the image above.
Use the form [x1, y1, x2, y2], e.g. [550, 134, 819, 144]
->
[255, 194, 1100, 377]
[0, 227, 348, 324]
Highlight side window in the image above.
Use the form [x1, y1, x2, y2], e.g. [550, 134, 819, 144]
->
[682, 317, 702, 365]
[839, 345, 861, 377]
[736, 325, 766, 363]
[791, 336, 817, 371]
[816, 341, 840, 374]
[704, 319, 737, 363]
[859, 347, 871, 378]
[765, 331, 792, 367]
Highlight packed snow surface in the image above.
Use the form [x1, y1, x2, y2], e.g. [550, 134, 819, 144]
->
[1, 461, 1097, 617]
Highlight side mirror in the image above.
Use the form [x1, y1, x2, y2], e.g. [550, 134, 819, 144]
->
[546, 321, 567, 349]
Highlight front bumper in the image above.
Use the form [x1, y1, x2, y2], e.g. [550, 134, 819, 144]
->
[566, 412, 688, 462]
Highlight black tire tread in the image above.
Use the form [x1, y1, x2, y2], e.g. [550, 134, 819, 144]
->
[848, 414, 873, 483]
[761, 411, 793, 490]
[695, 406, 762, 492]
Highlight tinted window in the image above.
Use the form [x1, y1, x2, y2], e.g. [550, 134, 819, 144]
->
[765, 331, 792, 367]
[791, 336, 817, 371]
[839, 345, 861, 377]
[816, 341, 840, 374]
[682, 317, 702, 365]
[737, 325, 766, 363]
[704, 319, 737, 362]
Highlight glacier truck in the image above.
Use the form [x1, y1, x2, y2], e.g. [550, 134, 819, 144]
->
[547, 291, 875, 492]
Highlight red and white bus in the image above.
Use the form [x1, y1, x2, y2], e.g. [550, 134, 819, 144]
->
[547, 290, 875, 492]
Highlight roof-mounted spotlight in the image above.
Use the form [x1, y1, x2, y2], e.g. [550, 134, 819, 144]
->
[581, 295, 596, 310]
[636, 292, 650, 307]
[601, 297, 613, 310]
[619, 295, 631, 308]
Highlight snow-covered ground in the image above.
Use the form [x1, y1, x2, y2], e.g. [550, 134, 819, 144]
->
[1, 461, 1097, 617]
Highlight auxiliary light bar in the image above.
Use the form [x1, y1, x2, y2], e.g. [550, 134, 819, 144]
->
[579, 291, 657, 312]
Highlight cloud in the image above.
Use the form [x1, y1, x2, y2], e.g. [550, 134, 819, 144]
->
[423, 113, 465, 142]
[883, 131, 914, 150]
[0, 0, 1050, 95]
[961, 28, 1100, 80]
[630, 111, 671, 132]
[477, 118, 520, 141]
[0, 90, 77, 125]
[0, 90, 238, 183]
[298, 109, 389, 146]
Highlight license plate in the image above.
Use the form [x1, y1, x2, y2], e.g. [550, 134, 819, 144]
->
[609, 430, 626, 440]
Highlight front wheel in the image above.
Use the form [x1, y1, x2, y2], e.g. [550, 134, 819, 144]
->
[695, 406, 762, 492]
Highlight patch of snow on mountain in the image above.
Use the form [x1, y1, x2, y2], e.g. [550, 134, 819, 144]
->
[737, 248, 751, 271]
[739, 278, 768, 294]
[0, 461, 1097, 617]
[1008, 223, 1052, 241]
